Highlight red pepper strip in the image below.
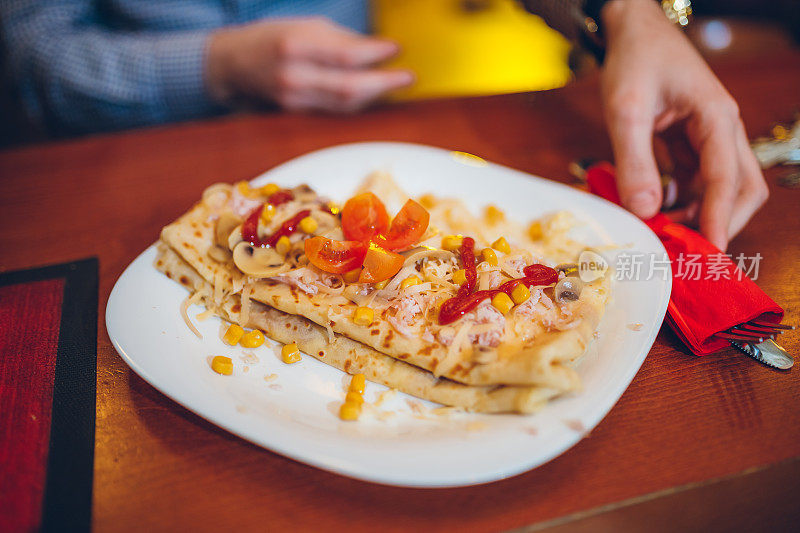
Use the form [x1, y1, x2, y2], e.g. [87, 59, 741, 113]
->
[241, 206, 311, 247]
[438, 239, 559, 325]
[267, 190, 294, 206]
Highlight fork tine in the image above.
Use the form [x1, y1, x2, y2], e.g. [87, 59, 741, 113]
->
[733, 325, 781, 335]
[718, 332, 764, 342]
[748, 320, 795, 330]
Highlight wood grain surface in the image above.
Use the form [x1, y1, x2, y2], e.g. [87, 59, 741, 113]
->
[0, 50, 798, 532]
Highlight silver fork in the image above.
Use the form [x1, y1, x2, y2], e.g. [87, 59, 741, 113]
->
[716, 320, 795, 369]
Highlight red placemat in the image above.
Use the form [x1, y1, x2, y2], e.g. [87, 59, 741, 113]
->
[0, 259, 97, 533]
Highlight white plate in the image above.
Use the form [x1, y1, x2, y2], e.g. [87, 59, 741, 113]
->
[107, 142, 670, 487]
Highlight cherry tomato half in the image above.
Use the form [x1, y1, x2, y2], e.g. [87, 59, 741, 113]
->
[358, 245, 405, 283]
[341, 192, 389, 243]
[304, 236, 367, 274]
[375, 199, 430, 252]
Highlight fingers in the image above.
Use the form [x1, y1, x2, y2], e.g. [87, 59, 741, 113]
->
[605, 96, 663, 219]
[279, 19, 400, 68]
[274, 62, 414, 113]
[692, 110, 739, 251]
[726, 124, 769, 239]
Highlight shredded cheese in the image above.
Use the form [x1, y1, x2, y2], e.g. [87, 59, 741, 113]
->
[180, 292, 204, 339]
[240, 284, 253, 326]
[434, 321, 471, 377]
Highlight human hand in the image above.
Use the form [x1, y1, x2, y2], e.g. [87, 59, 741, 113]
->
[206, 18, 414, 113]
[600, 0, 767, 250]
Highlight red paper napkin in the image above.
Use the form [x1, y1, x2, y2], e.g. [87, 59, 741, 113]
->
[585, 162, 783, 355]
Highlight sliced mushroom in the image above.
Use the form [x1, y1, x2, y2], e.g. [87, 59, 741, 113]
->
[228, 223, 244, 250]
[292, 184, 318, 203]
[232, 242, 291, 278]
[216, 212, 242, 248]
[208, 212, 242, 261]
[207, 246, 230, 263]
[555, 277, 583, 303]
[555, 263, 579, 277]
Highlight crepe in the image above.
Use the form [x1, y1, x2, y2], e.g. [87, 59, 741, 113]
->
[159, 179, 609, 391]
[157, 244, 560, 413]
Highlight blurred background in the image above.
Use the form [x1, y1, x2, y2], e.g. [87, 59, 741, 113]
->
[1, 0, 798, 148]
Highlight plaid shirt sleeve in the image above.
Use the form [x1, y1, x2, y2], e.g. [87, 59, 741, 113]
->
[1, 1, 220, 136]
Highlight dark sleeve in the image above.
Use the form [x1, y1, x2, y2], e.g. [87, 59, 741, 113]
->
[519, 0, 586, 41]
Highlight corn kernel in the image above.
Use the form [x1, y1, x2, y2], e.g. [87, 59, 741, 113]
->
[353, 307, 374, 326]
[511, 283, 531, 305]
[339, 401, 361, 421]
[491, 237, 511, 254]
[419, 193, 436, 209]
[259, 183, 280, 196]
[240, 329, 265, 348]
[260, 203, 276, 223]
[452, 269, 467, 285]
[400, 275, 421, 289]
[491, 292, 514, 314]
[275, 235, 291, 256]
[485, 205, 505, 225]
[222, 324, 244, 345]
[345, 391, 364, 405]
[343, 268, 361, 284]
[299, 216, 318, 234]
[236, 181, 251, 197]
[528, 221, 543, 240]
[441, 235, 463, 251]
[481, 248, 498, 266]
[349, 373, 366, 394]
[211, 355, 233, 375]
[373, 279, 388, 290]
[327, 201, 340, 215]
[281, 342, 301, 364]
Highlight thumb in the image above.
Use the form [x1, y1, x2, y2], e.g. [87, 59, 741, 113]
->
[607, 109, 663, 218]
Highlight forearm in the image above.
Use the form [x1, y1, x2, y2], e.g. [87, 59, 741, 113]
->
[3, 5, 219, 135]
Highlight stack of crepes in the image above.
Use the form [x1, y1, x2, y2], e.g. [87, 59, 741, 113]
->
[156, 172, 611, 413]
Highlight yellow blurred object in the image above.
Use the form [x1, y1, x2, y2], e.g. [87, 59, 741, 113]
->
[222, 324, 244, 346]
[299, 216, 318, 234]
[211, 356, 233, 375]
[484, 205, 505, 225]
[350, 373, 367, 394]
[528, 221, 544, 240]
[511, 282, 531, 304]
[452, 269, 468, 285]
[401, 275, 422, 289]
[491, 292, 515, 314]
[481, 248, 498, 266]
[240, 329, 265, 348]
[281, 342, 301, 364]
[260, 204, 276, 224]
[260, 183, 280, 196]
[491, 236, 511, 254]
[339, 401, 362, 421]
[345, 391, 365, 405]
[353, 306, 375, 326]
[275, 236, 291, 256]
[441, 235, 463, 251]
[374, 0, 571, 100]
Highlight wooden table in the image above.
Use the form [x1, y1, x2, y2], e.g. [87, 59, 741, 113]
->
[2, 50, 799, 532]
